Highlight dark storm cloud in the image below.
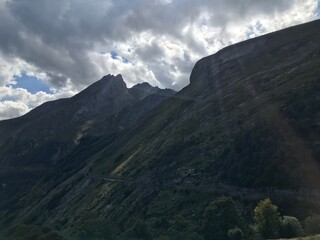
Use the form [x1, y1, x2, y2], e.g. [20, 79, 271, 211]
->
[0, 0, 300, 90]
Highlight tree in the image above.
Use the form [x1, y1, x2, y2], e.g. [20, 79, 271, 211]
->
[253, 199, 281, 239]
[280, 216, 304, 238]
[202, 197, 244, 240]
[227, 227, 243, 240]
[304, 215, 320, 235]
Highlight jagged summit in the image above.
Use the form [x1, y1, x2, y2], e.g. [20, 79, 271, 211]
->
[73, 74, 128, 101]
[0, 74, 175, 166]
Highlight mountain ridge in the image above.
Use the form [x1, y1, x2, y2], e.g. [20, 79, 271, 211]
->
[0, 74, 175, 165]
[1, 20, 320, 239]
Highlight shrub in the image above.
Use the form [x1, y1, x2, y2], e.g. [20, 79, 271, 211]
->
[227, 227, 243, 240]
[253, 199, 281, 239]
[202, 197, 244, 240]
[280, 216, 304, 238]
[304, 215, 320, 235]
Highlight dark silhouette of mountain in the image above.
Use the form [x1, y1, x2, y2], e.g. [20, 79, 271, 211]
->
[0, 74, 175, 166]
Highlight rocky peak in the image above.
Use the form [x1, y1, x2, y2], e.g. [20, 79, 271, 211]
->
[73, 74, 128, 102]
[131, 82, 156, 91]
[129, 82, 161, 100]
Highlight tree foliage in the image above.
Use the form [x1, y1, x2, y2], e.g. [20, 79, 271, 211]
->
[253, 199, 281, 239]
[280, 216, 304, 238]
[202, 197, 244, 240]
[304, 215, 320, 235]
[227, 227, 243, 240]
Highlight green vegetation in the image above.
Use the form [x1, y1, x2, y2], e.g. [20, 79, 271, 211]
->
[3, 197, 320, 240]
[0, 231, 5, 240]
[202, 197, 244, 240]
[227, 227, 244, 240]
[2, 20, 320, 240]
[304, 215, 320, 235]
[280, 216, 304, 238]
[71, 213, 116, 240]
[6, 225, 64, 240]
[128, 220, 152, 240]
[254, 199, 281, 239]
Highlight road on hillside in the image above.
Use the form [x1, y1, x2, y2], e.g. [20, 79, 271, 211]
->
[87, 173, 320, 203]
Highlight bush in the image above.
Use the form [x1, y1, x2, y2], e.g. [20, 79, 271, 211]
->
[253, 199, 281, 239]
[227, 227, 243, 240]
[304, 215, 320, 235]
[280, 216, 304, 238]
[202, 197, 244, 240]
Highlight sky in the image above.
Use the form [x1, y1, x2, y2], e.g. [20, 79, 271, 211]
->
[0, 0, 319, 120]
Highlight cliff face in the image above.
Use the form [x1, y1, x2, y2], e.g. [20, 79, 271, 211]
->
[1, 20, 320, 239]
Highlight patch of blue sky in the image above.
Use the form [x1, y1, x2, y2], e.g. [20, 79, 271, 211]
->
[11, 73, 52, 94]
[110, 51, 118, 59]
[110, 51, 129, 63]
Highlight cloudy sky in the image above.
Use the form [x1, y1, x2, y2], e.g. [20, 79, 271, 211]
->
[0, 0, 319, 120]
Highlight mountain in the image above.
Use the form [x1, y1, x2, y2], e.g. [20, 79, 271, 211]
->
[1, 20, 320, 239]
[0, 75, 175, 215]
[0, 74, 175, 165]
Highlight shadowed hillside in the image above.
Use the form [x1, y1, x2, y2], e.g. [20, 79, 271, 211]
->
[1, 20, 320, 240]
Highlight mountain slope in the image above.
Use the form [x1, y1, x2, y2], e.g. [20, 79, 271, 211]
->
[0, 75, 175, 219]
[94, 19, 320, 189]
[1, 20, 320, 239]
[0, 74, 175, 166]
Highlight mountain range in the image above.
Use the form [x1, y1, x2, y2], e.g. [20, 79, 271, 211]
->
[1, 20, 320, 240]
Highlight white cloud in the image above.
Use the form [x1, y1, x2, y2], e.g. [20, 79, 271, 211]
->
[0, 0, 318, 120]
[0, 85, 76, 119]
[0, 101, 29, 120]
